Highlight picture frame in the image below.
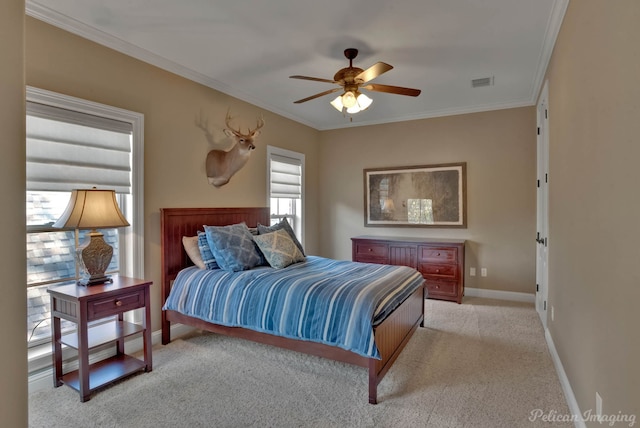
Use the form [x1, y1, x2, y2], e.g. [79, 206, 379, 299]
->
[363, 162, 467, 228]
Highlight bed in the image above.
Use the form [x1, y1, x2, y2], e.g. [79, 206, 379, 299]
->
[160, 207, 425, 404]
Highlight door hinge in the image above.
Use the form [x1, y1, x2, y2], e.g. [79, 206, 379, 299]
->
[545, 109, 548, 119]
[536, 283, 539, 292]
[537, 179, 540, 188]
[537, 127, 540, 135]
[544, 301, 547, 310]
[544, 237, 548, 247]
[545, 173, 548, 183]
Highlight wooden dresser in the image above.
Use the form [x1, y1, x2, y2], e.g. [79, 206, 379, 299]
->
[352, 236, 466, 304]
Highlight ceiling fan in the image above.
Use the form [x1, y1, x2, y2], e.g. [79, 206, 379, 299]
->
[290, 48, 421, 114]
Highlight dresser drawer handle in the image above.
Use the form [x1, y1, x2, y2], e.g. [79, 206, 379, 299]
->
[435, 284, 440, 289]
[437, 252, 441, 256]
[115, 300, 123, 307]
[435, 269, 440, 273]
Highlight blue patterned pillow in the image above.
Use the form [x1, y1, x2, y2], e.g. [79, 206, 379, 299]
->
[257, 217, 305, 256]
[204, 223, 263, 272]
[197, 231, 219, 270]
[253, 229, 305, 269]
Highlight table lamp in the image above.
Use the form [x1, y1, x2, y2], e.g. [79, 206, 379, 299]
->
[54, 188, 130, 286]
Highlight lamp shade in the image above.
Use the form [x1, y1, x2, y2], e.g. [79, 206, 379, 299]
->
[53, 188, 129, 230]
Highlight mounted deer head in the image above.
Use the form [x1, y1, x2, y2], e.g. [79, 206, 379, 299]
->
[195, 110, 264, 187]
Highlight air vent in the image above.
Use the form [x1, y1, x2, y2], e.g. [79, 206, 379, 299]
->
[471, 76, 494, 88]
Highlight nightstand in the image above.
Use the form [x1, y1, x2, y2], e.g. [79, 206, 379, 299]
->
[48, 276, 153, 402]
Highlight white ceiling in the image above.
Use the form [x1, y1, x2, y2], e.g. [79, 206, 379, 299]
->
[26, 0, 568, 131]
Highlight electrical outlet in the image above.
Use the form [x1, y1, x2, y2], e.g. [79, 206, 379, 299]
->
[596, 392, 603, 418]
[470, 267, 476, 276]
[481, 268, 487, 277]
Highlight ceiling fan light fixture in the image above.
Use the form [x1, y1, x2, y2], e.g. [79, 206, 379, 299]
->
[346, 105, 361, 114]
[341, 91, 357, 108]
[356, 92, 373, 111]
[330, 96, 344, 112]
[330, 91, 373, 114]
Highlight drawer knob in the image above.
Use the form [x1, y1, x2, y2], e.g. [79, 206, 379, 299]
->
[368, 248, 372, 252]
[115, 300, 123, 307]
[435, 284, 440, 289]
[435, 269, 440, 273]
[437, 253, 441, 256]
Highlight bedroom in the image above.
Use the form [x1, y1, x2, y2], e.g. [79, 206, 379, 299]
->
[1, 0, 639, 427]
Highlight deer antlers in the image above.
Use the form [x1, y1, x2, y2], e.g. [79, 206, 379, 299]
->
[225, 110, 264, 137]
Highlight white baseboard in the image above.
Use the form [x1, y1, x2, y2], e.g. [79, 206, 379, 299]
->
[545, 328, 586, 428]
[464, 287, 535, 303]
[28, 323, 195, 394]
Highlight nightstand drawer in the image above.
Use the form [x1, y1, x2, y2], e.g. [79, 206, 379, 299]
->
[88, 289, 145, 320]
[419, 246, 458, 263]
[419, 262, 458, 280]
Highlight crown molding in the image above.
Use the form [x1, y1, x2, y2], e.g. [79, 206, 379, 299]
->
[528, 0, 570, 104]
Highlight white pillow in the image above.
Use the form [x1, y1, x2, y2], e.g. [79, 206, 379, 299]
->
[182, 235, 205, 269]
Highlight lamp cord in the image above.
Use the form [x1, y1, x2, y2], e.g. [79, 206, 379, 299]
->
[28, 318, 47, 342]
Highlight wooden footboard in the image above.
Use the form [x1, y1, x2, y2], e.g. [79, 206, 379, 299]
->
[369, 285, 424, 403]
[160, 207, 425, 404]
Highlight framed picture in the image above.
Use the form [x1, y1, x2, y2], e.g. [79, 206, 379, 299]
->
[364, 162, 467, 228]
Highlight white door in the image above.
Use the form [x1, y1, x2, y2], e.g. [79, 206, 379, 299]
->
[536, 81, 550, 327]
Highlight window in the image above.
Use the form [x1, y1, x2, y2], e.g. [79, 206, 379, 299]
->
[267, 146, 304, 244]
[25, 87, 144, 352]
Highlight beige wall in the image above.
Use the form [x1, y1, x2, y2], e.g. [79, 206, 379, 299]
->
[25, 17, 321, 333]
[544, 0, 640, 422]
[319, 107, 537, 294]
[0, 1, 27, 426]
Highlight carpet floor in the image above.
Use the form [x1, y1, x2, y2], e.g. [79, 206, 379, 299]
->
[29, 297, 572, 427]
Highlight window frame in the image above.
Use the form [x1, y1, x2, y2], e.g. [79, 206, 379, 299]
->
[266, 146, 305, 246]
[26, 87, 145, 376]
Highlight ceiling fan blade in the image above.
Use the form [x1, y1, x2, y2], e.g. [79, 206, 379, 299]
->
[293, 87, 342, 104]
[289, 75, 337, 84]
[355, 62, 393, 83]
[363, 84, 421, 97]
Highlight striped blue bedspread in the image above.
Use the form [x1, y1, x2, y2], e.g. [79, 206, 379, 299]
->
[163, 256, 424, 359]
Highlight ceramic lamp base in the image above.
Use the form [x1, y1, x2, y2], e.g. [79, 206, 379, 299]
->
[77, 230, 114, 286]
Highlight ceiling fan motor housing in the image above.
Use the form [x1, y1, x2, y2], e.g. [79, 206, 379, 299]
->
[335, 48, 364, 86]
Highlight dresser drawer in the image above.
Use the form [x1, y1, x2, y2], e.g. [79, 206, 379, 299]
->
[353, 236, 465, 303]
[419, 262, 458, 280]
[354, 242, 389, 260]
[426, 280, 458, 297]
[419, 246, 458, 263]
[88, 289, 145, 320]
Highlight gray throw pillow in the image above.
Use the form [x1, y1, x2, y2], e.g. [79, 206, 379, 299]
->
[253, 229, 305, 269]
[257, 217, 305, 256]
[204, 223, 262, 272]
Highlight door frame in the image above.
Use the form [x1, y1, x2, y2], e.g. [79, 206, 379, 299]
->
[536, 81, 550, 327]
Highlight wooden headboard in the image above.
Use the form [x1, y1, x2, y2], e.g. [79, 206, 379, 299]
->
[160, 207, 270, 302]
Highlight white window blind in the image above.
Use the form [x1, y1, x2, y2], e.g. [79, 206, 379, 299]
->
[26, 101, 132, 194]
[270, 154, 302, 199]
